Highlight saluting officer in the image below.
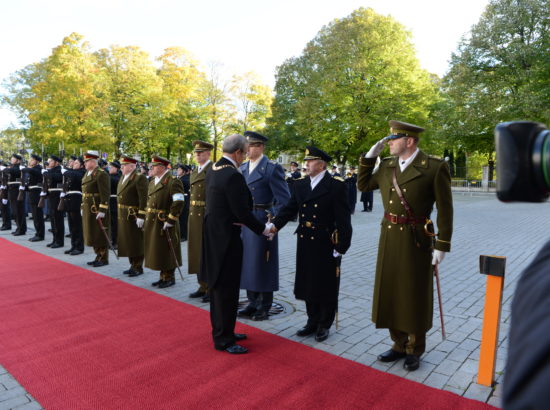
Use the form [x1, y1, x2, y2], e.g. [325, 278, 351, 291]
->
[270, 146, 352, 343]
[144, 156, 185, 289]
[0, 161, 12, 231]
[45, 155, 64, 248]
[176, 164, 191, 242]
[187, 140, 213, 301]
[238, 131, 290, 321]
[357, 120, 453, 371]
[25, 154, 45, 242]
[6, 154, 26, 236]
[109, 160, 121, 249]
[117, 155, 148, 277]
[62, 157, 85, 255]
[82, 152, 111, 267]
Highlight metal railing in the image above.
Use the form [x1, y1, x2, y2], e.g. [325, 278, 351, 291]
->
[451, 179, 497, 193]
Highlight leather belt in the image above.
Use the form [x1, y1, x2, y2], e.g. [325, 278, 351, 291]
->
[384, 212, 426, 225]
[7, 181, 21, 185]
[118, 204, 138, 209]
[83, 193, 100, 198]
[110, 195, 117, 198]
[253, 203, 273, 210]
[29, 185, 41, 190]
[66, 191, 82, 195]
[300, 221, 329, 229]
[146, 207, 168, 214]
[48, 188, 63, 192]
[190, 200, 205, 206]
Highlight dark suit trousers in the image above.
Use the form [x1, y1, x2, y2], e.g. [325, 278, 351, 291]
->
[68, 210, 83, 251]
[10, 198, 26, 233]
[110, 199, 118, 246]
[29, 191, 44, 238]
[306, 301, 336, 330]
[1, 200, 12, 229]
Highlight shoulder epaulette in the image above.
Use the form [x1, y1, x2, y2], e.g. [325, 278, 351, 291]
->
[333, 176, 344, 182]
[382, 156, 394, 161]
[429, 155, 443, 161]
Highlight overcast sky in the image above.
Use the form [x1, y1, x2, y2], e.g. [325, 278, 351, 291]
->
[0, 0, 489, 129]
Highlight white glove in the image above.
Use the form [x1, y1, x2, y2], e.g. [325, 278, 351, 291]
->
[1, 199, 7, 205]
[0, 166, 5, 171]
[136, 218, 144, 229]
[40, 191, 47, 196]
[333, 250, 341, 258]
[41, 169, 48, 174]
[60, 192, 66, 197]
[432, 250, 446, 265]
[61, 168, 67, 174]
[80, 209, 83, 216]
[19, 185, 25, 190]
[263, 222, 274, 237]
[365, 137, 388, 158]
[96, 212, 105, 220]
[163, 222, 174, 230]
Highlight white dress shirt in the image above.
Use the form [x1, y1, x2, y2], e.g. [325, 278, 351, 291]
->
[198, 160, 211, 174]
[154, 169, 170, 185]
[310, 170, 327, 190]
[399, 148, 419, 172]
[248, 155, 264, 175]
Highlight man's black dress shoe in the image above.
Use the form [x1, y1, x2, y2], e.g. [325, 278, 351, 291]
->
[87, 260, 97, 266]
[151, 280, 162, 287]
[129, 270, 143, 277]
[296, 325, 317, 337]
[50, 243, 64, 249]
[215, 344, 248, 354]
[251, 310, 269, 321]
[92, 261, 108, 267]
[234, 333, 247, 341]
[201, 295, 210, 303]
[46, 242, 54, 247]
[64, 248, 75, 254]
[315, 328, 330, 342]
[29, 236, 44, 242]
[70, 249, 83, 256]
[377, 349, 406, 362]
[0, 226, 11, 231]
[237, 305, 256, 317]
[12, 231, 25, 236]
[404, 355, 420, 371]
[189, 289, 206, 298]
[123, 269, 132, 275]
[158, 279, 175, 289]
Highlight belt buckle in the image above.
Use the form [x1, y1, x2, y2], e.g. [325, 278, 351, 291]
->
[389, 213, 398, 224]
[305, 221, 312, 228]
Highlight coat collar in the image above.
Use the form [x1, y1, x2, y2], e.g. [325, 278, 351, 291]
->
[393, 150, 429, 185]
[149, 172, 171, 195]
[191, 162, 211, 184]
[117, 170, 136, 194]
[305, 171, 331, 201]
[242, 155, 268, 184]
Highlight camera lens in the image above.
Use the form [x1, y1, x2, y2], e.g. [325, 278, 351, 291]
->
[532, 128, 550, 194]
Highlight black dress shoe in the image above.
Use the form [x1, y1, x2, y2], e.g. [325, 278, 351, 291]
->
[237, 305, 256, 317]
[0, 226, 11, 231]
[404, 355, 420, 371]
[70, 249, 83, 255]
[13, 231, 25, 236]
[296, 325, 317, 337]
[158, 279, 175, 289]
[129, 270, 143, 277]
[123, 269, 132, 275]
[377, 349, 406, 363]
[251, 310, 269, 321]
[215, 344, 248, 354]
[46, 242, 55, 247]
[189, 289, 206, 298]
[234, 333, 247, 341]
[201, 295, 210, 303]
[87, 260, 97, 266]
[151, 280, 162, 287]
[64, 248, 75, 254]
[50, 243, 64, 249]
[315, 328, 330, 342]
[29, 236, 44, 242]
[92, 261, 108, 267]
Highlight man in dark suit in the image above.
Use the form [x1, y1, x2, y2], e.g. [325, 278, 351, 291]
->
[177, 164, 191, 242]
[25, 154, 45, 241]
[270, 146, 353, 342]
[6, 154, 26, 236]
[200, 134, 270, 354]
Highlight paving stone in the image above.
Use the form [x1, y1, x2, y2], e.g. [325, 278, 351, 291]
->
[0, 387, 29, 403]
[463, 383, 493, 402]
[434, 360, 463, 376]
[0, 396, 30, 410]
[424, 372, 451, 390]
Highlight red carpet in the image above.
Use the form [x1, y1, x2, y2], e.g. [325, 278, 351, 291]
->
[0, 238, 493, 409]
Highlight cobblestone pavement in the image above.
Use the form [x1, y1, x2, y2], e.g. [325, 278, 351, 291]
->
[2, 192, 549, 409]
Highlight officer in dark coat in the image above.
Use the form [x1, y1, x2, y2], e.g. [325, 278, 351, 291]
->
[188, 141, 213, 301]
[62, 157, 85, 255]
[0, 162, 12, 231]
[25, 154, 45, 241]
[176, 164, 191, 242]
[200, 134, 268, 354]
[357, 120, 453, 371]
[109, 160, 121, 248]
[45, 155, 64, 248]
[285, 161, 302, 193]
[82, 152, 111, 267]
[238, 131, 290, 321]
[345, 166, 358, 214]
[117, 155, 148, 277]
[144, 156, 185, 288]
[6, 154, 26, 236]
[271, 146, 352, 343]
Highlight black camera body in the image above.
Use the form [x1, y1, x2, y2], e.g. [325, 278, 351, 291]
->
[496, 121, 550, 202]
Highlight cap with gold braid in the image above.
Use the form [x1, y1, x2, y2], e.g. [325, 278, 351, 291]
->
[304, 146, 332, 162]
[193, 140, 214, 152]
[119, 155, 138, 165]
[388, 120, 425, 140]
[150, 155, 170, 167]
[83, 152, 99, 162]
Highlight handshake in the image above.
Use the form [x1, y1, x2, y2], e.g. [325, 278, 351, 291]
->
[262, 222, 277, 239]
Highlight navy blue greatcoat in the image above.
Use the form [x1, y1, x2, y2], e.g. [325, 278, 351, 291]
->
[240, 155, 290, 292]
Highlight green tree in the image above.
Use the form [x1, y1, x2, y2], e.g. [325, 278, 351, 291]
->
[268, 8, 438, 165]
[230, 71, 273, 133]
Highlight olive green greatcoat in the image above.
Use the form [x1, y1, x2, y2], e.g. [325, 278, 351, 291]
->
[117, 170, 148, 257]
[357, 150, 453, 334]
[144, 172, 185, 271]
[81, 168, 111, 247]
[187, 162, 212, 274]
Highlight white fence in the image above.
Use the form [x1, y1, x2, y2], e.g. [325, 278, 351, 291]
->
[451, 179, 497, 192]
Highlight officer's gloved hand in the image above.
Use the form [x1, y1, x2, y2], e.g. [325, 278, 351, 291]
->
[60, 192, 66, 197]
[333, 250, 341, 258]
[1, 199, 7, 205]
[19, 185, 25, 190]
[432, 250, 446, 265]
[39, 191, 47, 196]
[136, 218, 144, 229]
[61, 168, 67, 174]
[263, 222, 275, 238]
[163, 221, 174, 230]
[365, 137, 388, 158]
[96, 212, 105, 220]
[41, 169, 48, 174]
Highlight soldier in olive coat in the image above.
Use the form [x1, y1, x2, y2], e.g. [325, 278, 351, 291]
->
[144, 156, 185, 289]
[358, 120, 453, 371]
[82, 152, 111, 267]
[187, 140, 213, 301]
[117, 155, 148, 277]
